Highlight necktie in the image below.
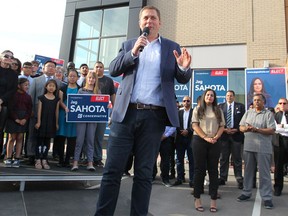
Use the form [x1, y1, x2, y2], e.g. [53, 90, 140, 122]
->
[227, 104, 232, 128]
[47, 76, 52, 82]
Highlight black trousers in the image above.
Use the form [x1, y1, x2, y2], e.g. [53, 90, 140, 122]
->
[192, 135, 221, 200]
[274, 135, 288, 192]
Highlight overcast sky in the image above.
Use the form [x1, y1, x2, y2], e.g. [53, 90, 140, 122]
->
[0, 0, 66, 63]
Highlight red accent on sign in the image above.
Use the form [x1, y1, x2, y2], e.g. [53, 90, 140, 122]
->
[51, 58, 64, 65]
[270, 68, 285, 74]
[114, 81, 120, 88]
[211, 69, 228, 76]
[90, 95, 110, 102]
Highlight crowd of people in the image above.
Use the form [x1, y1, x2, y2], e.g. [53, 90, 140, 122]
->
[1, 5, 288, 216]
[0, 50, 115, 172]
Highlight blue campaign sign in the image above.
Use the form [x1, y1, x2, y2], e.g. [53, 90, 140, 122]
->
[245, 68, 286, 109]
[174, 79, 191, 102]
[66, 94, 110, 122]
[34, 54, 64, 74]
[193, 69, 228, 107]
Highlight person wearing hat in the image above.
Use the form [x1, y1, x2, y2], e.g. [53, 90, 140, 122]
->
[77, 63, 88, 87]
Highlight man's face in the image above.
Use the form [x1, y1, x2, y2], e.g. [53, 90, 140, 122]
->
[139, 9, 161, 39]
[0, 53, 14, 68]
[182, 96, 191, 109]
[22, 65, 32, 76]
[43, 62, 56, 76]
[94, 63, 104, 77]
[32, 63, 39, 73]
[253, 95, 264, 109]
[278, 99, 288, 111]
[80, 66, 89, 77]
[226, 92, 235, 104]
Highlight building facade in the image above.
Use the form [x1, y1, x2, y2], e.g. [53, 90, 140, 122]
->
[59, 0, 288, 105]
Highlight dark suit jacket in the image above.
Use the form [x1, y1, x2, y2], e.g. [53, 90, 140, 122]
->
[219, 102, 245, 142]
[274, 111, 288, 124]
[29, 75, 62, 116]
[176, 108, 193, 142]
[109, 37, 192, 127]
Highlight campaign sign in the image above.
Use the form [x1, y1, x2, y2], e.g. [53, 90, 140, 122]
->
[174, 79, 191, 102]
[34, 54, 65, 74]
[66, 94, 110, 122]
[245, 68, 286, 109]
[192, 69, 228, 107]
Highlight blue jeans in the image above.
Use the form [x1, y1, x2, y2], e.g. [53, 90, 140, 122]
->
[175, 136, 194, 182]
[95, 108, 166, 216]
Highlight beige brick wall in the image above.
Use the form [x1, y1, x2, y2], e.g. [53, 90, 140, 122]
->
[147, 0, 287, 67]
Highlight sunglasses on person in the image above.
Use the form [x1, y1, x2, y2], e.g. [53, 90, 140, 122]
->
[183, 100, 190, 102]
[11, 63, 19, 66]
[279, 102, 287, 105]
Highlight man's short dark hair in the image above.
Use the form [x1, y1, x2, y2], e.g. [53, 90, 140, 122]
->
[23, 62, 33, 67]
[44, 60, 56, 67]
[253, 93, 266, 104]
[227, 90, 235, 96]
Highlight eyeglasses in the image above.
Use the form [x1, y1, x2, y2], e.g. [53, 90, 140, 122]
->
[183, 100, 190, 102]
[23, 66, 32, 69]
[11, 63, 19, 66]
[279, 102, 287, 105]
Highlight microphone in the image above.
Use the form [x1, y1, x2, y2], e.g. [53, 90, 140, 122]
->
[139, 27, 150, 52]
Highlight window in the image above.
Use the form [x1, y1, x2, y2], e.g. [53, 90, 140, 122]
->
[74, 6, 129, 69]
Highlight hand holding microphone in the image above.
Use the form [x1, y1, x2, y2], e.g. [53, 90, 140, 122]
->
[132, 27, 150, 56]
[139, 27, 150, 52]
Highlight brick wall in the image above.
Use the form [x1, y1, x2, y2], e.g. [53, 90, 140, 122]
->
[147, 0, 287, 67]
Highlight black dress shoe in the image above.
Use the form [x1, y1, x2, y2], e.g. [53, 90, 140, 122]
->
[189, 181, 194, 188]
[173, 180, 183, 186]
[238, 182, 244, 189]
[274, 190, 282, 196]
[218, 179, 226, 185]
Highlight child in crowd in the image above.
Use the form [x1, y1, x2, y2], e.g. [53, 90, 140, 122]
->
[4, 78, 32, 167]
[34, 79, 60, 169]
[55, 69, 79, 167]
[71, 71, 100, 171]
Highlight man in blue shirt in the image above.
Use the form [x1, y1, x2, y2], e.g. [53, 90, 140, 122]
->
[95, 5, 192, 216]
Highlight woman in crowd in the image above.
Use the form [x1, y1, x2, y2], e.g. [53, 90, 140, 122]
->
[191, 89, 225, 213]
[11, 58, 22, 75]
[55, 69, 79, 167]
[247, 77, 273, 108]
[71, 71, 100, 171]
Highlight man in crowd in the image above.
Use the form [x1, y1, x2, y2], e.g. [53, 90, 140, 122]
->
[153, 126, 176, 187]
[95, 5, 192, 216]
[273, 97, 288, 196]
[31, 60, 41, 78]
[77, 63, 89, 86]
[93, 61, 115, 167]
[0, 50, 18, 157]
[174, 96, 194, 188]
[218, 90, 245, 189]
[26, 60, 62, 164]
[19, 62, 34, 88]
[237, 93, 275, 209]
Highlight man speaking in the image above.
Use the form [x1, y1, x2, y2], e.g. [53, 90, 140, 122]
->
[95, 5, 192, 216]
